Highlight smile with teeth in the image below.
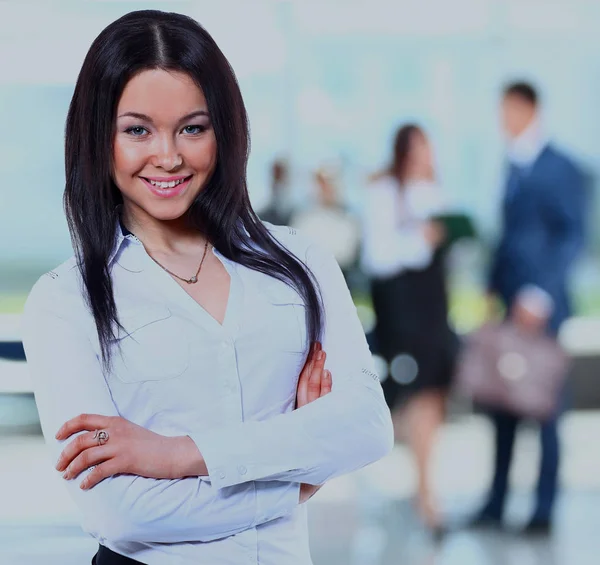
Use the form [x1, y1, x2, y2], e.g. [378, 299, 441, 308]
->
[146, 177, 190, 189]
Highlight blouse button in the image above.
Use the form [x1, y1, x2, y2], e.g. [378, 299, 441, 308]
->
[238, 465, 247, 476]
[218, 470, 227, 480]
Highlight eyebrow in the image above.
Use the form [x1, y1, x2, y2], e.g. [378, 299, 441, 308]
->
[117, 110, 209, 123]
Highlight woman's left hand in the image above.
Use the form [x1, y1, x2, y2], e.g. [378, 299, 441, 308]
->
[54, 414, 205, 490]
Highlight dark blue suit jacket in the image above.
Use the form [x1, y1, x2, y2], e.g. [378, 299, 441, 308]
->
[488, 144, 587, 334]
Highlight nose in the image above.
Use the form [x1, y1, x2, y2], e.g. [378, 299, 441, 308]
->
[151, 134, 183, 171]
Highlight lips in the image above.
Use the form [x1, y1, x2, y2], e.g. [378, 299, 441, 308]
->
[140, 175, 193, 198]
[141, 175, 192, 186]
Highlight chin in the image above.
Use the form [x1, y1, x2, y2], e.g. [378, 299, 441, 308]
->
[146, 202, 192, 222]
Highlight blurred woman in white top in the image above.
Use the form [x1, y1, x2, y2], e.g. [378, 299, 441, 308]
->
[362, 124, 458, 535]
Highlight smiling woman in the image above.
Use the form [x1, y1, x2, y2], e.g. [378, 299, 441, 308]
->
[20, 9, 393, 565]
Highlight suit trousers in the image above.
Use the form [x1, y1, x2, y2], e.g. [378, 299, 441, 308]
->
[484, 407, 561, 521]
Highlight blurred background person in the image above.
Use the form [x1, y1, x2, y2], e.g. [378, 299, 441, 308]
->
[258, 158, 294, 226]
[361, 124, 459, 534]
[471, 81, 587, 535]
[291, 165, 361, 286]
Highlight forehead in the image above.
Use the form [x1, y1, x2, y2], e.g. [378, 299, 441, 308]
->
[503, 94, 529, 110]
[410, 129, 426, 145]
[117, 69, 207, 118]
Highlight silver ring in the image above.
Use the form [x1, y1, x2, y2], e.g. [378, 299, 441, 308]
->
[93, 429, 109, 446]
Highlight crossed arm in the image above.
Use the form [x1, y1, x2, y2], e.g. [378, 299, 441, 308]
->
[22, 241, 393, 544]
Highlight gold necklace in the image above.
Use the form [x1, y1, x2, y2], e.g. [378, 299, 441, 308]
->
[148, 240, 210, 284]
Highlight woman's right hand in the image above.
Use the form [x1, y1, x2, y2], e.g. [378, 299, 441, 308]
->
[296, 342, 332, 503]
[422, 220, 446, 248]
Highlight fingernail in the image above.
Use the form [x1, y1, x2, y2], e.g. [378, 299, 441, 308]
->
[63, 471, 69, 480]
[80, 482, 87, 490]
[325, 370, 331, 379]
[317, 351, 324, 361]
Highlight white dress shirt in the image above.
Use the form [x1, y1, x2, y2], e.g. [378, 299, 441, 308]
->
[361, 175, 446, 278]
[507, 116, 547, 170]
[21, 222, 393, 565]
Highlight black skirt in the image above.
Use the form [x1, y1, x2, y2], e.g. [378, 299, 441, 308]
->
[92, 546, 146, 565]
[370, 252, 458, 408]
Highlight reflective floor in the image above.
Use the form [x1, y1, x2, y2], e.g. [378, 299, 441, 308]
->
[308, 492, 599, 565]
[0, 492, 598, 565]
[1, 411, 599, 565]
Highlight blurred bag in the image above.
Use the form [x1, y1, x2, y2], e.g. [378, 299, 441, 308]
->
[454, 322, 569, 421]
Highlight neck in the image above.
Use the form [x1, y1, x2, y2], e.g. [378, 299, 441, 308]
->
[400, 166, 434, 185]
[513, 115, 540, 142]
[507, 116, 546, 167]
[122, 206, 207, 256]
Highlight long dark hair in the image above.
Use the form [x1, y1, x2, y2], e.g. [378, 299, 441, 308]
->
[64, 9, 323, 370]
[389, 124, 423, 184]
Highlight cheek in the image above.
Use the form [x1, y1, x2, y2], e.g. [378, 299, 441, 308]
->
[185, 137, 218, 173]
[502, 107, 520, 132]
[412, 145, 427, 165]
[419, 145, 432, 164]
[113, 140, 146, 178]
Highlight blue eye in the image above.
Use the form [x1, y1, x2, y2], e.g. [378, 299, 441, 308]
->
[182, 125, 206, 135]
[125, 126, 149, 137]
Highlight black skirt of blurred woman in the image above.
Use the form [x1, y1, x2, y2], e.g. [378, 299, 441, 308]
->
[362, 124, 458, 533]
[371, 249, 458, 402]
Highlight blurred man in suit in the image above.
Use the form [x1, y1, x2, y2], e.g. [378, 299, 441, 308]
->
[473, 82, 587, 535]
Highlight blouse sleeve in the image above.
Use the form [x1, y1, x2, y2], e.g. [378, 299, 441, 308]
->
[191, 235, 394, 489]
[21, 275, 300, 545]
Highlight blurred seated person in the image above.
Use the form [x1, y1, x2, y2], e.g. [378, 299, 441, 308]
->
[258, 159, 294, 226]
[361, 124, 458, 534]
[291, 166, 361, 282]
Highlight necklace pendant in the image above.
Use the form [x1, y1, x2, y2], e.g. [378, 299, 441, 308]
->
[188, 275, 198, 284]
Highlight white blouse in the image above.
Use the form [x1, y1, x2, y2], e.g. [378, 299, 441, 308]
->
[361, 175, 446, 278]
[21, 222, 393, 565]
